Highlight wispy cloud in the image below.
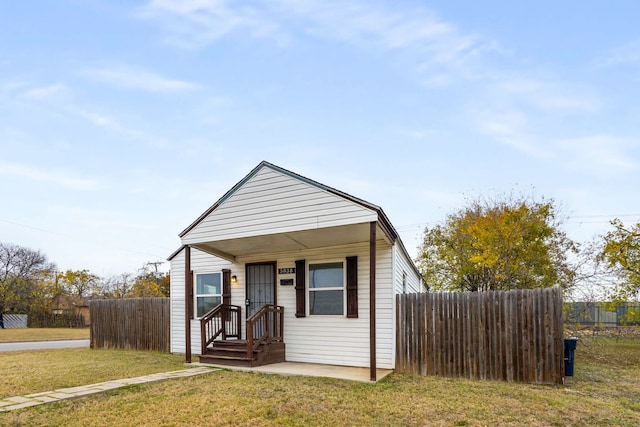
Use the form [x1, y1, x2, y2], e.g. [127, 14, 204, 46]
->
[21, 83, 69, 100]
[0, 161, 100, 190]
[557, 135, 638, 173]
[71, 109, 117, 128]
[139, 0, 499, 78]
[288, 0, 508, 84]
[9, 80, 169, 148]
[468, 73, 601, 159]
[597, 39, 640, 67]
[66, 105, 168, 148]
[474, 109, 552, 158]
[499, 78, 599, 113]
[81, 64, 198, 92]
[278, 1, 463, 49]
[474, 106, 638, 174]
[138, 0, 284, 48]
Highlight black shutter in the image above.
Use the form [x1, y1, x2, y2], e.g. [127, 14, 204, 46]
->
[346, 256, 358, 318]
[295, 259, 306, 318]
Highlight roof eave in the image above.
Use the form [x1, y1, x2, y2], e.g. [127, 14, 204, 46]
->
[167, 244, 187, 261]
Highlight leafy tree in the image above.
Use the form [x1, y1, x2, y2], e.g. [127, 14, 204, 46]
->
[129, 262, 169, 298]
[597, 219, 640, 302]
[0, 242, 56, 314]
[416, 195, 577, 292]
[158, 272, 170, 297]
[100, 263, 169, 298]
[57, 269, 100, 299]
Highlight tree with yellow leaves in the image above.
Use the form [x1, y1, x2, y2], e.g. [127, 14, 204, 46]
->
[597, 219, 640, 303]
[416, 195, 577, 292]
[129, 262, 170, 298]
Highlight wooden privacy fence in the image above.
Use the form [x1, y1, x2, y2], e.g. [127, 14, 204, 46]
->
[396, 286, 564, 384]
[29, 313, 85, 328]
[90, 298, 170, 352]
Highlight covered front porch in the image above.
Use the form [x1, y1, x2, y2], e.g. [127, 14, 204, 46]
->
[183, 220, 392, 381]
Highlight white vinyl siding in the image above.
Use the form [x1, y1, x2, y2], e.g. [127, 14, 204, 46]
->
[394, 244, 424, 294]
[169, 250, 185, 354]
[171, 241, 395, 368]
[182, 167, 377, 244]
[170, 248, 236, 355]
[239, 241, 395, 369]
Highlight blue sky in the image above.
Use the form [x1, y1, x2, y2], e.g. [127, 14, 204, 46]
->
[1, 0, 639, 277]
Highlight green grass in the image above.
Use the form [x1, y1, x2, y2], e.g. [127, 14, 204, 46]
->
[2, 337, 639, 426]
[0, 327, 89, 343]
[0, 348, 184, 398]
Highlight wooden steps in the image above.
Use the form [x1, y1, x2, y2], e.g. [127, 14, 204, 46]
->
[199, 339, 285, 367]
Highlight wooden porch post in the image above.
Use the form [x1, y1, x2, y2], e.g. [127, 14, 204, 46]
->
[370, 221, 377, 382]
[185, 245, 192, 363]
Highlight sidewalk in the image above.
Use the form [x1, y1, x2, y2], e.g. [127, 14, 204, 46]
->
[0, 367, 219, 412]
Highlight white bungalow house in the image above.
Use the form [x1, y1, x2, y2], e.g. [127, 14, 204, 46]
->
[168, 161, 425, 381]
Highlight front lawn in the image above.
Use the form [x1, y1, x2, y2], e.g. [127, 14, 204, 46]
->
[1, 337, 639, 426]
[0, 348, 184, 398]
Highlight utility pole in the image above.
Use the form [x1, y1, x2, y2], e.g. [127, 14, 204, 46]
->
[145, 261, 165, 277]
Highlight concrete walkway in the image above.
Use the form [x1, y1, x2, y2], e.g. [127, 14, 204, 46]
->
[0, 367, 218, 412]
[189, 361, 394, 383]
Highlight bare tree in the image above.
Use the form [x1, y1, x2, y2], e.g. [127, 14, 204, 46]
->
[0, 242, 56, 314]
[101, 273, 135, 298]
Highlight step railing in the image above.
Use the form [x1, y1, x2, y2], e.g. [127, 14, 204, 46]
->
[200, 304, 242, 355]
[246, 304, 284, 359]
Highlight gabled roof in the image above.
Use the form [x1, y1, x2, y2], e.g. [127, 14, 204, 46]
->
[168, 161, 428, 288]
[178, 160, 399, 242]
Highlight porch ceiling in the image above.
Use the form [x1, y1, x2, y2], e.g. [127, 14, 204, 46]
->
[191, 222, 391, 261]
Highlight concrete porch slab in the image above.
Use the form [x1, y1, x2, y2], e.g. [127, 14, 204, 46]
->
[188, 361, 393, 383]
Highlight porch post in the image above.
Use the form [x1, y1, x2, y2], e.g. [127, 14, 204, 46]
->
[185, 245, 192, 363]
[369, 221, 377, 382]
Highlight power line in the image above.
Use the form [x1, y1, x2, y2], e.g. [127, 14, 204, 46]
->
[568, 214, 640, 219]
[0, 218, 68, 237]
[395, 213, 640, 232]
[0, 218, 170, 260]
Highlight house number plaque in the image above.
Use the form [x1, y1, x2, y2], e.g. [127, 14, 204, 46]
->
[278, 268, 295, 275]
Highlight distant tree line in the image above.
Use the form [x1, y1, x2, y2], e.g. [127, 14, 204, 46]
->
[0, 241, 169, 317]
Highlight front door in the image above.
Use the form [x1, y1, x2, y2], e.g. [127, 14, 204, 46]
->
[245, 262, 276, 319]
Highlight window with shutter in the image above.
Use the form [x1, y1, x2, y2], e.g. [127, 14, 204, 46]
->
[309, 261, 344, 315]
[194, 272, 222, 318]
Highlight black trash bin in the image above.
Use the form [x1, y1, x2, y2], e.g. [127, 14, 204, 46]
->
[564, 337, 578, 377]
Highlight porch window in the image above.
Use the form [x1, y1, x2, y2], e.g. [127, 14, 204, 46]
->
[195, 273, 222, 318]
[309, 262, 344, 315]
